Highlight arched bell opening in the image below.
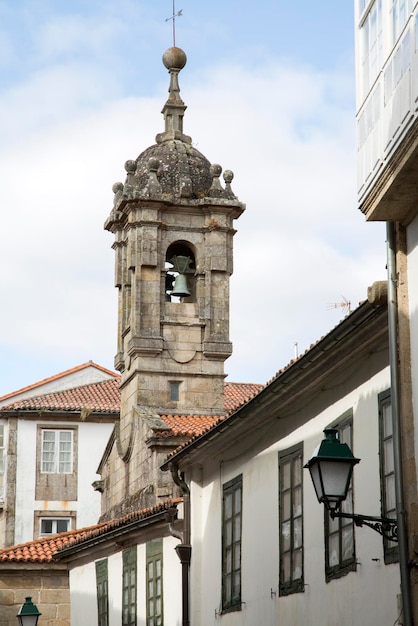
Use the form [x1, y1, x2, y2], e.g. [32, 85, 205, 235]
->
[165, 242, 196, 302]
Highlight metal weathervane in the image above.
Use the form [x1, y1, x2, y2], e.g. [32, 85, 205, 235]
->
[165, 0, 183, 47]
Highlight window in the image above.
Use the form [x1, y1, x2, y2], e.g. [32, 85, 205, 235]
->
[0, 424, 5, 501]
[146, 539, 163, 626]
[361, 0, 383, 96]
[222, 475, 242, 613]
[123, 547, 137, 626]
[391, 0, 413, 42]
[325, 415, 356, 581]
[384, 30, 410, 102]
[40, 517, 70, 536]
[279, 444, 304, 595]
[96, 559, 109, 626]
[41, 429, 73, 474]
[169, 382, 180, 402]
[379, 390, 399, 563]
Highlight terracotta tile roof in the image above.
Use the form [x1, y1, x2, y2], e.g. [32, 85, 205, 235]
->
[0, 378, 121, 413]
[0, 379, 261, 420]
[0, 361, 117, 403]
[224, 382, 263, 412]
[159, 414, 224, 438]
[0, 500, 181, 563]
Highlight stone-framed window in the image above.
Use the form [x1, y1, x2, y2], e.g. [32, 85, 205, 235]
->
[146, 539, 163, 626]
[96, 559, 109, 626]
[35, 425, 78, 501]
[325, 412, 357, 582]
[122, 547, 137, 626]
[34, 509, 76, 539]
[222, 474, 242, 613]
[378, 389, 399, 563]
[279, 443, 304, 596]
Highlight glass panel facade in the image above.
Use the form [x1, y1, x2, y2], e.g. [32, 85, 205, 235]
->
[379, 390, 399, 562]
[122, 547, 137, 626]
[96, 559, 109, 626]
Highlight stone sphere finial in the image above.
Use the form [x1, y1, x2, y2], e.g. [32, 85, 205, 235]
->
[125, 160, 136, 174]
[163, 47, 187, 70]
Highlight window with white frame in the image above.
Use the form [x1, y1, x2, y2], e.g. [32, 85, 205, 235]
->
[0, 424, 4, 501]
[378, 389, 399, 563]
[325, 414, 356, 581]
[391, 0, 413, 43]
[384, 29, 410, 102]
[40, 517, 71, 536]
[41, 429, 73, 474]
[361, 0, 383, 96]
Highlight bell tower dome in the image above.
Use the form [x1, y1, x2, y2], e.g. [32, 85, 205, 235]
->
[104, 47, 244, 456]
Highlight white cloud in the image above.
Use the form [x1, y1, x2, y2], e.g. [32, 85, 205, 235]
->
[0, 48, 386, 393]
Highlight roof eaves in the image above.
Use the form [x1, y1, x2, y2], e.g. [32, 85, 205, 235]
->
[161, 300, 387, 470]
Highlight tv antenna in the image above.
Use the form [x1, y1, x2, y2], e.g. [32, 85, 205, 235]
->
[326, 296, 351, 316]
[165, 1, 183, 47]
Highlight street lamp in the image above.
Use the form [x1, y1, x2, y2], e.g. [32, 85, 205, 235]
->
[305, 428, 398, 542]
[17, 597, 41, 626]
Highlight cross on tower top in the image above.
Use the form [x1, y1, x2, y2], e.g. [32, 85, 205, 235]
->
[165, 0, 183, 47]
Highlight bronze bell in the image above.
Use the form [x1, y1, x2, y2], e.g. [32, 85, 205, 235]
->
[171, 273, 191, 297]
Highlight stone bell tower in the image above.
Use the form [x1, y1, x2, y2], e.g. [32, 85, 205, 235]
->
[102, 48, 244, 515]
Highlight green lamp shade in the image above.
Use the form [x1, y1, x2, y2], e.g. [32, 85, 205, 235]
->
[17, 597, 41, 626]
[305, 428, 360, 512]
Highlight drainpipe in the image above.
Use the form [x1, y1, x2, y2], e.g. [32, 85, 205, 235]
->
[170, 463, 191, 626]
[386, 221, 413, 626]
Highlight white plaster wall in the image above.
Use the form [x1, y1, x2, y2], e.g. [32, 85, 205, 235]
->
[69, 561, 98, 626]
[407, 213, 418, 486]
[190, 366, 400, 626]
[69, 536, 182, 626]
[14, 419, 114, 544]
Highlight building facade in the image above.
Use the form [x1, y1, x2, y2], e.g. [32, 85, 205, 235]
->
[355, 2, 418, 621]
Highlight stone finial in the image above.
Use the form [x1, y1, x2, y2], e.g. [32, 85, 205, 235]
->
[223, 170, 236, 199]
[208, 163, 225, 197]
[367, 280, 388, 306]
[156, 47, 192, 144]
[137, 157, 162, 199]
[123, 159, 137, 198]
[112, 182, 124, 207]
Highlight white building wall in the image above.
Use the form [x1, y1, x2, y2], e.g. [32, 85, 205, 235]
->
[69, 536, 182, 626]
[190, 366, 400, 626]
[14, 419, 113, 544]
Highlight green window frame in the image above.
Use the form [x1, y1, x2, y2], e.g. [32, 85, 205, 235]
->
[146, 539, 163, 626]
[95, 559, 109, 626]
[122, 547, 137, 626]
[222, 474, 242, 613]
[378, 389, 399, 563]
[279, 444, 304, 596]
[325, 413, 357, 582]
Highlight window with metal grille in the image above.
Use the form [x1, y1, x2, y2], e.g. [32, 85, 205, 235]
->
[122, 547, 137, 626]
[279, 444, 304, 595]
[378, 389, 399, 563]
[146, 539, 163, 626]
[222, 474, 242, 612]
[96, 559, 109, 626]
[325, 414, 356, 581]
[41, 429, 73, 474]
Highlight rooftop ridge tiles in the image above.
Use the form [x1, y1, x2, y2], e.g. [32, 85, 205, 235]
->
[0, 361, 119, 402]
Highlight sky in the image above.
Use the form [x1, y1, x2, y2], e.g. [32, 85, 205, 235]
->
[0, 1, 387, 395]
